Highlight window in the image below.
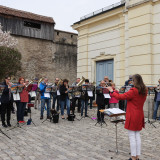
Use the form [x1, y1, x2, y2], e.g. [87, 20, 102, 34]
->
[71, 35, 73, 38]
[57, 32, 59, 36]
[24, 21, 41, 29]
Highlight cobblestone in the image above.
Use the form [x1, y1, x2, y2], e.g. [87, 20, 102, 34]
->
[0, 107, 160, 160]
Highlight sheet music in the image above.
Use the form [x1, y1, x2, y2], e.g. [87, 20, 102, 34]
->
[75, 95, 80, 98]
[57, 90, 60, 95]
[13, 93, 20, 101]
[30, 91, 36, 97]
[104, 94, 111, 98]
[105, 108, 125, 114]
[44, 93, 50, 98]
[87, 91, 93, 97]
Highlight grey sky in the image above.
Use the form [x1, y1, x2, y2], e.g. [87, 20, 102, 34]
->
[0, 0, 121, 33]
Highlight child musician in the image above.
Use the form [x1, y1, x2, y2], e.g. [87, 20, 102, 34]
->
[109, 83, 119, 108]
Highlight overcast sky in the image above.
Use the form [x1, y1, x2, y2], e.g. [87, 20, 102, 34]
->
[0, 0, 121, 33]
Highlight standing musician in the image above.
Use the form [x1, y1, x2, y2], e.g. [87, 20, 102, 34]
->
[72, 78, 81, 113]
[59, 79, 70, 119]
[103, 76, 110, 108]
[81, 79, 90, 117]
[17, 77, 29, 123]
[34, 78, 40, 109]
[153, 79, 160, 120]
[96, 80, 106, 123]
[52, 78, 60, 111]
[39, 78, 51, 120]
[1, 76, 13, 127]
[107, 74, 147, 160]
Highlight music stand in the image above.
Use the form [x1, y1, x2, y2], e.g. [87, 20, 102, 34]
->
[145, 87, 156, 128]
[105, 109, 126, 154]
[27, 103, 36, 126]
[95, 109, 107, 127]
[0, 128, 11, 139]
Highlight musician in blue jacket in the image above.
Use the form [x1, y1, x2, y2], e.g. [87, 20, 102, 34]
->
[39, 78, 51, 120]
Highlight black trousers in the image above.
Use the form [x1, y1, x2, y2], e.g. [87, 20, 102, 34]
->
[1, 102, 12, 124]
[97, 104, 105, 121]
[72, 97, 81, 112]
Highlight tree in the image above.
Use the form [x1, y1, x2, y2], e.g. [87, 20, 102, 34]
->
[0, 24, 21, 81]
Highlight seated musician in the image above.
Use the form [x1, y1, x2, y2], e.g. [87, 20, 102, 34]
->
[1, 76, 13, 127]
[153, 79, 160, 120]
[59, 79, 70, 119]
[81, 79, 90, 117]
[39, 78, 51, 120]
[96, 80, 106, 123]
[72, 78, 81, 113]
[52, 78, 60, 111]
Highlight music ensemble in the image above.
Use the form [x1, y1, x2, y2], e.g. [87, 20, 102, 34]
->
[0, 75, 160, 160]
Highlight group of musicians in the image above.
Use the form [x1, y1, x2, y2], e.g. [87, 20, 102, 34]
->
[1, 75, 160, 160]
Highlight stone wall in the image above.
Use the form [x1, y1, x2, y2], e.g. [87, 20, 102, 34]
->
[13, 30, 77, 84]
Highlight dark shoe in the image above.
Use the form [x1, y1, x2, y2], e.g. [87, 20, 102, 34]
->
[7, 122, 11, 127]
[40, 116, 43, 120]
[47, 116, 51, 119]
[2, 123, 7, 128]
[85, 115, 89, 117]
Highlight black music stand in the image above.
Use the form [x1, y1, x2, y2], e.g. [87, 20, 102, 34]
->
[0, 128, 11, 139]
[95, 109, 107, 127]
[145, 87, 156, 128]
[8, 121, 26, 131]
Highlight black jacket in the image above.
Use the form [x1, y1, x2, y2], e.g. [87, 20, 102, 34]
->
[96, 89, 105, 108]
[1, 81, 13, 104]
[60, 84, 68, 101]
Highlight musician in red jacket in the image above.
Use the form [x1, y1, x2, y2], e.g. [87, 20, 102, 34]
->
[107, 74, 147, 160]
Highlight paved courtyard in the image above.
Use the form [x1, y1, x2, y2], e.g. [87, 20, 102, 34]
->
[0, 106, 160, 160]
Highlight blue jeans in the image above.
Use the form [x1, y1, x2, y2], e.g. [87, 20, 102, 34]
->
[153, 101, 160, 120]
[41, 98, 51, 117]
[60, 97, 70, 116]
[17, 102, 26, 121]
[81, 99, 88, 116]
[52, 94, 60, 111]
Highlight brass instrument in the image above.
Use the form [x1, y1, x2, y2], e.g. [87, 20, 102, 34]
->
[77, 76, 85, 86]
[26, 80, 34, 88]
[38, 78, 44, 84]
[57, 79, 63, 87]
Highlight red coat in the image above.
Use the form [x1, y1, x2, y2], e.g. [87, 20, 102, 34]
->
[20, 87, 29, 103]
[111, 87, 147, 131]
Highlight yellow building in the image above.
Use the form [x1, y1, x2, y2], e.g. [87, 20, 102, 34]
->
[72, 0, 160, 87]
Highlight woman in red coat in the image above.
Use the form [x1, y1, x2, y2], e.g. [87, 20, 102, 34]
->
[107, 74, 147, 160]
[17, 77, 29, 123]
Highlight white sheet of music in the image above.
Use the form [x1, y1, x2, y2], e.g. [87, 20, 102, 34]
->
[57, 90, 60, 95]
[105, 108, 125, 114]
[87, 91, 93, 97]
[30, 91, 36, 97]
[44, 93, 50, 98]
[13, 93, 20, 101]
[104, 94, 111, 98]
[75, 95, 80, 98]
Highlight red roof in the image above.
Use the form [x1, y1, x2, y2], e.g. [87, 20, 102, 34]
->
[0, 5, 55, 24]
